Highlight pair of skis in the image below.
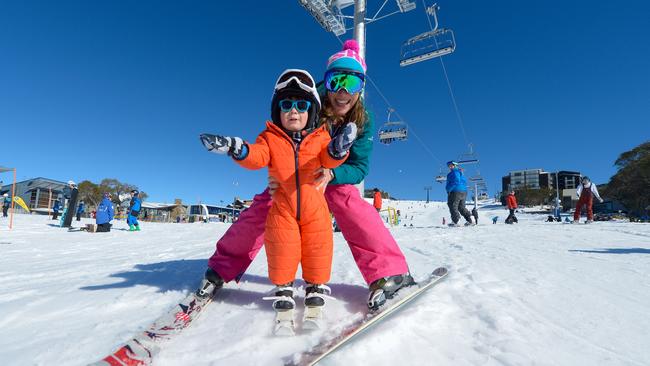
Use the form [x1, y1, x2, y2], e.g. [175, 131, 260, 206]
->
[91, 267, 448, 365]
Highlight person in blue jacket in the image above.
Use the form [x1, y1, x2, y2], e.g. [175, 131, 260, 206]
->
[52, 198, 62, 220]
[445, 161, 474, 226]
[76, 200, 85, 221]
[95, 193, 114, 232]
[127, 190, 141, 231]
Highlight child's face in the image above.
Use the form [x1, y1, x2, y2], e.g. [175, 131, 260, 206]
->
[279, 97, 309, 132]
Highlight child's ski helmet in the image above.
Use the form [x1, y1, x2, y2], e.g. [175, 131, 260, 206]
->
[271, 69, 321, 131]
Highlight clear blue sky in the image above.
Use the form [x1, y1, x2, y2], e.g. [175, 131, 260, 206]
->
[2, 1, 649, 203]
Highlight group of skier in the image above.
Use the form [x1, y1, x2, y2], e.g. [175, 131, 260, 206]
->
[197, 40, 417, 334]
[46, 179, 141, 233]
[443, 170, 603, 225]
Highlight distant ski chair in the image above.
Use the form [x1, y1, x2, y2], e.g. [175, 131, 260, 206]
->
[400, 4, 455, 67]
[378, 108, 408, 145]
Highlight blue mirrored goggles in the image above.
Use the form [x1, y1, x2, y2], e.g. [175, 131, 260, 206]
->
[279, 99, 311, 113]
[324, 70, 365, 94]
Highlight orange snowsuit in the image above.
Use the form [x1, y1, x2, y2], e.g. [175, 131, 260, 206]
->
[373, 191, 382, 211]
[236, 121, 347, 285]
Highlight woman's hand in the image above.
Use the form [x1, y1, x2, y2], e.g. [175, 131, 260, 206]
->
[328, 122, 358, 158]
[314, 168, 334, 191]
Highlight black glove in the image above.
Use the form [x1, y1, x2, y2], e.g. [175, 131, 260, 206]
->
[200, 134, 244, 157]
[328, 122, 358, 159]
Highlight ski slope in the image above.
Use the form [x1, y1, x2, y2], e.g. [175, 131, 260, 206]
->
[1, 201, 649, 366]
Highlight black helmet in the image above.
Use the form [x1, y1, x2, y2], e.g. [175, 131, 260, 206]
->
[271, 69, 321, 132]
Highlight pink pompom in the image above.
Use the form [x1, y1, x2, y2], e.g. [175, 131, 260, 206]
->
[343, 39, 360, 53]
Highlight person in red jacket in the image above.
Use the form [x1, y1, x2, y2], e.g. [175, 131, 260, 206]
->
[505, 190, 518, 224]
[373, 188, 382, 212]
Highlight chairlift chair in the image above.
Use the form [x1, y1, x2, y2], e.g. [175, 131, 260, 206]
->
[400, 29, 455, 67]
[400, 3, 455, 67]
[378, 108, 408, 145]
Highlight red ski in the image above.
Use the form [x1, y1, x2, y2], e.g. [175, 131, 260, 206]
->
[90, 292, 213, 366]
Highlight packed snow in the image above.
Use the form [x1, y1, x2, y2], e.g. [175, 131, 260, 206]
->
[1, 200, 649, 366]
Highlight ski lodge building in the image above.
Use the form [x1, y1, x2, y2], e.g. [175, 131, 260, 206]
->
[501, 169, 582, 210]
[0, 177, 66, 214]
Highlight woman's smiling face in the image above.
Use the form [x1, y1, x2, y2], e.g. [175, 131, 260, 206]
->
[327, 89, 359, 117]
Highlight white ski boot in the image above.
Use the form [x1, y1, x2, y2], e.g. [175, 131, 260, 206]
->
[303, 284, 332, 330]
[263, 284, 296, 336]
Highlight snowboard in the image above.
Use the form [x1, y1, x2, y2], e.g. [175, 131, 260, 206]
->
[90, 292, 214, 366]
[284, 267, 449, 366]
[60, 188, 79, 228]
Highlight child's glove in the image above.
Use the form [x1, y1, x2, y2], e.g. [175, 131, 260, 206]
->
[329, 122, 358, 159]
[200, 133, 244, 157]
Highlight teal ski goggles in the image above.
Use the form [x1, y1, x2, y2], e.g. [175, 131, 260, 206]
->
[324, 70, 365, 94]
[279, 99, 311, 113]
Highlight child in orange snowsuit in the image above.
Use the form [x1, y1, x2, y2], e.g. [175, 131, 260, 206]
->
[199, 69, 356, 287]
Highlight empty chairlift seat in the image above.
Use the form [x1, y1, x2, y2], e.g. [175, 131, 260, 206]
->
[400, 28, 456, 67]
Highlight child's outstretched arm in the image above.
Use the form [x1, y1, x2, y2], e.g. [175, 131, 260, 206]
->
[320, 122, 357, 168]
[199, 133, 271, 170]
[236, 134, 271, 170]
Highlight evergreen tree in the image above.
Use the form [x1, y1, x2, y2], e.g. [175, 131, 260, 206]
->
[603, 141, 650, 216]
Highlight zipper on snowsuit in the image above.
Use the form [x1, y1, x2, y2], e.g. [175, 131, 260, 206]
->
[279, 129, 307, 222]
[294, 142, 301, 221]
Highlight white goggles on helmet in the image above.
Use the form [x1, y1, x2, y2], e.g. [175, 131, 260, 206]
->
[273, 69, 321, 109]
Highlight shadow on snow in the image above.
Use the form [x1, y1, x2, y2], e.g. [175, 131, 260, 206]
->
[569, 248, 650, 254]
[79, 258, 368, 313]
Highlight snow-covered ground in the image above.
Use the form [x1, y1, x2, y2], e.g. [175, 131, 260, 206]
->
[1, 200, 649, 366]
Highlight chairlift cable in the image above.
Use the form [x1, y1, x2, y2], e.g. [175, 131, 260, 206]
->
[421, 0, 470, 149]
[421, 0, 486, 189]
[366, 73, 441, 165]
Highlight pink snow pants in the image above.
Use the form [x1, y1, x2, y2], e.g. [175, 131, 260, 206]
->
[208, 185, 409, 285]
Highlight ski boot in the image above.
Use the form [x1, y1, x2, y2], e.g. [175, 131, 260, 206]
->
[572, 219, 580, 224]
[196, 268, 224, 299]
[129, 225, 136, 231]
[263, 284, 296, 336]
[585, 219, 593, 224]
[367, 273, 416, 311]
[303, 284, 331, 330]
[135, 225, 141, 231]
[447, 222, 459, 227]
[464, 217, 476, 227]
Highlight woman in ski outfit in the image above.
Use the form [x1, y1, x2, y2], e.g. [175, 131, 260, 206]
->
[197, 40, 414, 310]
